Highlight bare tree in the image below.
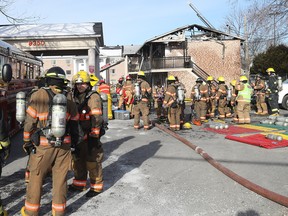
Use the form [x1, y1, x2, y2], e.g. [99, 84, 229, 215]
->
[0, 0, 39, 24]
[224, 0, 288, 71]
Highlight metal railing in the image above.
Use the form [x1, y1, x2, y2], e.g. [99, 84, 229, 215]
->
[128, 56, 191, 72]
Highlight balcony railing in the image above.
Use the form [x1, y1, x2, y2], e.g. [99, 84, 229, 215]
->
[128, 56, 191, 72]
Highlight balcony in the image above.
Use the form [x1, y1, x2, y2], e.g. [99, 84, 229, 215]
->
[128, 56, 191, 72]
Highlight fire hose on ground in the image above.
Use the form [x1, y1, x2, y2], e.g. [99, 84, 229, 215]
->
[154, 123, 288, 207]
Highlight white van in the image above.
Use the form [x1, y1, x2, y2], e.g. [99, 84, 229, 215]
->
[278, 79, 288, 109]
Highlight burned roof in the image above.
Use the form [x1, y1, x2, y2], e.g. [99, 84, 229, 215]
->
[145, 24, 244, 43]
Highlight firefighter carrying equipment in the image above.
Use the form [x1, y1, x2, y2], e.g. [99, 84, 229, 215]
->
[218, 76, 225, 82]
[230, 79, 237, 87]
[207, 76, 213, 81]
[266, 68, 275, 73]
[138, 71, 145, 76]
[240, 75, 248, 82]
[167, 75, 176, 81]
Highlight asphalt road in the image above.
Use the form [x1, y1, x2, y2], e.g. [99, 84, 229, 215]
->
[1, 110, 288, 216]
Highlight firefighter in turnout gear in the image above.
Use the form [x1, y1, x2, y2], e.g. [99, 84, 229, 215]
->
[216, 76, 232, 119]
[206, 76, 217, 119]
[0, 64, 12, 216]
[163, 75, 181, 131]
[191, 78, 209, 122]
[235, 75, 253, 124]
[69, 70, 105, 198]
[98, 80, 113, 119]
[21, 66, 82, 216]
[153, 81, 166, 121]
[133, 71, 152, 130]
[230, 79, 239, 123]
[266, 68, 280, 116]
[123, 75, 134, 115]
[252, 74, 268, 115]
[174, 76, 186, 127]
[116, 77, 124, 110]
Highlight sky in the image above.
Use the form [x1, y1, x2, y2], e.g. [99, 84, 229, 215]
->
[0, 0, 249, 46]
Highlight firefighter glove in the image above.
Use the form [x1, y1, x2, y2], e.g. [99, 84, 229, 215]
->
[23, 141, 35, 155]
[0, 138, 10, 160]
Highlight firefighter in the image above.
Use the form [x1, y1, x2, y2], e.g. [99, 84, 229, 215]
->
[123, 75, 134, 116]
[191, 78, 209, 123]
[216, 76, 232, 119]
[266, 68, 280, 116]
[133, 71, 152, 130]
[174, 76, 186, 126]
[116, 77, 124, 110]
[235, 75, 253, 124]
[0, 64, 12, 216]
[230, 79, 239, 123]
[206, 76, 217, 119]
[253, 74, 268, 115]
[163, 75, 181, 131]
[98, 80, 113, 119]
[69, 70, 105, 198]
[152, 81, 166, 121]
[21, 66, 82, 216]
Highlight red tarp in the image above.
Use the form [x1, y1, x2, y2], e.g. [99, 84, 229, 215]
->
[204, 125, 260, 135]
[225, 134, 288, 149]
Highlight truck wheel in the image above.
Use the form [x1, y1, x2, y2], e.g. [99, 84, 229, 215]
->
[281, 95, 288, 110]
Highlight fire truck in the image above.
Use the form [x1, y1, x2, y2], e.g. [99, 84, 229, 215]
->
[0, 40, 43, 136]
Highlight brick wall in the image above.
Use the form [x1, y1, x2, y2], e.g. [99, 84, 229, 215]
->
[168, 40, 242, 98]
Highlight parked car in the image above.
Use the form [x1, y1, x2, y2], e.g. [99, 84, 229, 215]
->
[278, 79, 288, 109]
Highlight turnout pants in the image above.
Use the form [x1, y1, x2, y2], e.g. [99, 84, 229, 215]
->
[24, 145, 72, 216]
[236, 101, 251, 124]
[168, 105, 181, 130]
[133, 101, 150, 129]
[72, 140, 104, 192]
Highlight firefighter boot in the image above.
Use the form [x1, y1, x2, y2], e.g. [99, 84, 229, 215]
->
[68, 184, 86, 192]
[85, 189, 101, 198]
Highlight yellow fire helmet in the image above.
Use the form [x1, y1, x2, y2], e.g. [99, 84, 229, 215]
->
[266, 68, 275, 73]
[138, 71, 145, 76]
[73, 70, 90, 84]
[167, 75, 176, 81]
[230, 79, 237, 86]
[90, 74, 99, 87]
[239, 75, 248, 82]
[217, 76, 225, 82]
[207, 76, 213, 81]
[183, 122, 192, 129]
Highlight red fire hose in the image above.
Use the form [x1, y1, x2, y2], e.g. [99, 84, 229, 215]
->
[155, 123, 288, 207]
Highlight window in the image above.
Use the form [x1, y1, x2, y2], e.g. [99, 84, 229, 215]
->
[51, 60, 56, 65]
[111, 69, 115, 74]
